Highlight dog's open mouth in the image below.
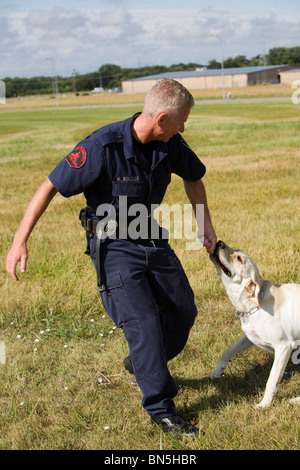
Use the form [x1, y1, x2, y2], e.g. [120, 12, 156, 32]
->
[211, 248, 232, 278]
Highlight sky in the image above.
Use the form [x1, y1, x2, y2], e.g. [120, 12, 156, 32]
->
[1, 0, 300, 78]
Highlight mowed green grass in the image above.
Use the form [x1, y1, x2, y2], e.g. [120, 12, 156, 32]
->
[0, 97, 299, 450]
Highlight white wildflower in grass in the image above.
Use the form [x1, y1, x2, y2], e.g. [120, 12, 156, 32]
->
[33, 348, 37, 352]
[34, 339, 39, 343]
[104, 426, 109, 430]
[90, 319, 95, 322]
[100, 343, 105, 347]
[109, 330, 114, 334]
[16, 334, 21, 339]
[63, 345, 68, 348]
[40, 330, 44, 334]
[102, 315, 105, 319]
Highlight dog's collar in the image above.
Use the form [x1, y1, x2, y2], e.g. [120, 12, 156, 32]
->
[236, 305, 260, 320]
[235, 288, 264, 321]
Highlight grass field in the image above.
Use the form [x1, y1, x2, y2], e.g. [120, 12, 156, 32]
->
[0, 85, 299, 450]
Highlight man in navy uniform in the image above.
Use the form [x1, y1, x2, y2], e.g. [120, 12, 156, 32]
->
[7, 79, 217, 436]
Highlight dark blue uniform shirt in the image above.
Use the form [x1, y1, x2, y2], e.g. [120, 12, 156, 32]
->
[48, 113, 206, 211]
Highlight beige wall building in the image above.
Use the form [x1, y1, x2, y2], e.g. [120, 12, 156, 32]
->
[122, 65, 293, 93]
[279, 69, 300, 85]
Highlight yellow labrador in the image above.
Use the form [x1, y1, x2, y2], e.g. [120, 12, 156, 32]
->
[210, 241, 300, 408]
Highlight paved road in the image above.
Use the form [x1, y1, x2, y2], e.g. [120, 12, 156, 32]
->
[196, 97, 292, 104]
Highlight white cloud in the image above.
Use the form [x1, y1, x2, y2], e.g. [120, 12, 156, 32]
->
[101, 6, 130, 26]
[1, 4, 299, 78]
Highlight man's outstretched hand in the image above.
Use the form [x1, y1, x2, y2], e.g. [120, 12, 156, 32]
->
[6, 242, 28, 281]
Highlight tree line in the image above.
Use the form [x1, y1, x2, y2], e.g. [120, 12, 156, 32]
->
[3, 47, 300, 98]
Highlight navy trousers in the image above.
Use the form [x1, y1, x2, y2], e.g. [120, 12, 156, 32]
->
[89, 236, 197, 418]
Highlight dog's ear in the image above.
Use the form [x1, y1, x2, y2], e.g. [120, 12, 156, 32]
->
[245, 276, 263, 306]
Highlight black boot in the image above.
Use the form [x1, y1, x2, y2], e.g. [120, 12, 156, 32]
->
[151, 415, 199, 436]
[123, 355, 134, 374]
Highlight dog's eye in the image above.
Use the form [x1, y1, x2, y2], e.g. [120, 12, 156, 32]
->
[237, 256, 243, 263]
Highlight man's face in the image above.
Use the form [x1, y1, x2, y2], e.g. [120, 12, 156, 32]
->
[156, 107, 191, 142]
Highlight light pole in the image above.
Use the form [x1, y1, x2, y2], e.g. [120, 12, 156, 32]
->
[209, 34, 226, 100]
[47, 57, 59, 108]
[72, 69, 78, 95]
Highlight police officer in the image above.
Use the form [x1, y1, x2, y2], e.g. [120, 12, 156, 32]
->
[6, 79, 217, 437]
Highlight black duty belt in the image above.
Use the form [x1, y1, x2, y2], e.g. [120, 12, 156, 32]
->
[79, 207, 117, 291]
[79, 206, 99, 239]
[79, 206, 161, 292]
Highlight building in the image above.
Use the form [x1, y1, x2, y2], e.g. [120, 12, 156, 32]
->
[122, 65, 292, 93]
[279, 68, 300, 85]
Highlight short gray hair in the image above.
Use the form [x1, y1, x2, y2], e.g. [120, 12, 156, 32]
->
[143, 78, 195, 118]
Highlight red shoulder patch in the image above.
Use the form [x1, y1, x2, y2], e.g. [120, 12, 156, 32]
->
[65, 146, 87, 168]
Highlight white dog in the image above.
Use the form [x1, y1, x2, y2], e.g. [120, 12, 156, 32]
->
[210, 240, 300, 408]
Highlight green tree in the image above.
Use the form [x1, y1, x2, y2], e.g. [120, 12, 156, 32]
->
[99, 64, 122, 88]
[224, 55, 250, 68]
[267, 47, 300, 66]
[207, 59, 221, 69]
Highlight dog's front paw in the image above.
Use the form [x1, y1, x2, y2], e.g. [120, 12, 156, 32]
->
[210, 364, 226, 380]
[254, 400, 270, 409]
